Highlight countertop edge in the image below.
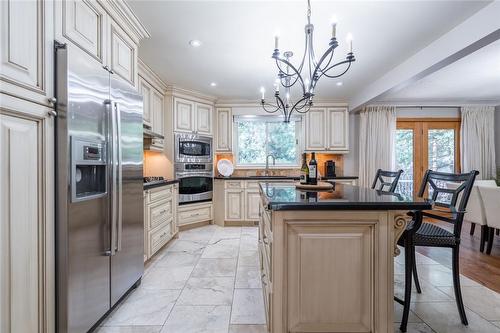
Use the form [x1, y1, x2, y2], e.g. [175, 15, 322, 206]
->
[214, 176, 359, 180]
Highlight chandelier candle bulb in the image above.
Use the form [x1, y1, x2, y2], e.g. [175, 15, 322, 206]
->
[347, 33, 353, 52]
[274, 33, 279, 49]
[331, 16, 338, 38]
[260, 87, 265, 100]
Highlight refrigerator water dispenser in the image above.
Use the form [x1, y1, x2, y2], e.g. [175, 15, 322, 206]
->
[71, 137, 107, 202]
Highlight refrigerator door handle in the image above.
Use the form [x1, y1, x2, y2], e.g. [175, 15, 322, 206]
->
[110, 99, 118, 256]
[114, 102, 123, 253]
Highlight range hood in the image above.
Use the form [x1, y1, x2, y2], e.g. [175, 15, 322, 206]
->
[143, 124, 164, 151]
[143, 124, 164, 139]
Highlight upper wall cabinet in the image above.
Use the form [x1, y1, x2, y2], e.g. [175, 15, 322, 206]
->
[110, 20, 137, 86]
[0, 0, 54, 106]
[54, 0, 149, 90]
[138, 76, 152, 126]
[195, 103, 213, 136]
[215, 108, 232, 152]
[174, 97, 213, 136]
[138, 59, 167, 151]
[58, 0, 107, 63]
[305, 107, 349, 153]
[174, 98, 195, 133]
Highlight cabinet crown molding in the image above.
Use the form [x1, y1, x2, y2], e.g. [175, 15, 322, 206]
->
[138, 58, 168, 92]
[166, 85, 217, 105]
[98, 0, 150, 43]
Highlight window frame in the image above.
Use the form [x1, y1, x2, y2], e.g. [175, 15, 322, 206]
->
[233, 115, 303, 169]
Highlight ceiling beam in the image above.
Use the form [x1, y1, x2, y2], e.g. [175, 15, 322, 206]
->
[349, 2, 500, 111]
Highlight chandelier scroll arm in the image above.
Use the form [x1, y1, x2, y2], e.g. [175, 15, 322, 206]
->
[318, 57, 355, 80]
[274, 57, 306, 96]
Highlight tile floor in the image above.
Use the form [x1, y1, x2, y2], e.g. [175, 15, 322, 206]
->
[97, 225, 500, 333]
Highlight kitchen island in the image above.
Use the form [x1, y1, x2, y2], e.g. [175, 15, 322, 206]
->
[258, 182, 431, 333]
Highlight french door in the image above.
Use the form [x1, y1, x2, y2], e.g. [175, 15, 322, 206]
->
[395, 119, 461, 196]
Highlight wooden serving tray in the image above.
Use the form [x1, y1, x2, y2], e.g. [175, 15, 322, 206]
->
[295, 181, 333, 190]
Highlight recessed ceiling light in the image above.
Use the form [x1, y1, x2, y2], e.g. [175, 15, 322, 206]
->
[189, 39, 202, 47]
[336, 82, 343, 86]
[210, 82, 217, 87]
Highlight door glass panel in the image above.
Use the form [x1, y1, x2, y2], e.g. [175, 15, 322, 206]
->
[395, 129, 414, 197]
[428, 129, 455, 172]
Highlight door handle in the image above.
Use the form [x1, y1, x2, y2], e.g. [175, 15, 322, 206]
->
[109, 100, 118, 256]
[115, 102, 123, 253]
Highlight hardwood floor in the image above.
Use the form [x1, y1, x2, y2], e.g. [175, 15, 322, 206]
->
[416, 221, 500, 293]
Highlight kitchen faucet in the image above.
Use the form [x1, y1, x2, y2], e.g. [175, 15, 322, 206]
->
[265, 154, 276, 176]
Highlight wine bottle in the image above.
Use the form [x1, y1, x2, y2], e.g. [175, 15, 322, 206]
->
[300, 153, 309, 184]
[308, 152, 318, 185]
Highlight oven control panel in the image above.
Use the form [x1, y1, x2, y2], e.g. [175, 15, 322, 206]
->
[175, 163, 213, 173]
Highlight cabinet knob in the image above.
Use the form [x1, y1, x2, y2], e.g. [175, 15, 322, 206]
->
[48, 109, 57, 117]
[48, 97, 57, 105]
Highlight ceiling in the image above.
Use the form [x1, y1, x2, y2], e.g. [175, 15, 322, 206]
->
[376, 39, 500, 105]
[127, 1, 490, 102]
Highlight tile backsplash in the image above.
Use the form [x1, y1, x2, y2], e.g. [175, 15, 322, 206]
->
[215, 152, 345, 177]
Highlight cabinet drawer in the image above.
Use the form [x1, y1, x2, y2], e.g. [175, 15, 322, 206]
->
[178, 204, 212, 225]
[245, 181, 260, 189]
[225, 180, 244, 189]
[149, 185, 173, 202]
[149, 220, 173, 255]
[149, 199, 173, 230]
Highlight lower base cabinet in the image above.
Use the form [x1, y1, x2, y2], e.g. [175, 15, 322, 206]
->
[144, 184, 178, 260]
[177, 201, 213, 227]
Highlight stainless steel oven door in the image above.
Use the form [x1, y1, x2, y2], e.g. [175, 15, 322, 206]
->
[175, 133, 212, 163]
[176, 172, 213, 203]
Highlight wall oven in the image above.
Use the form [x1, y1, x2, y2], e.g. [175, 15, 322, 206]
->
[175, 133, 212, 163]
[175, 163, 213, 204]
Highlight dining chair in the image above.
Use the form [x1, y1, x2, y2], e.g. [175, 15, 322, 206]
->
[371, 169, 403, 192]
[477, 186, 500, 255]
[396, 170, 478, 332]
[448, 180, 497, 252]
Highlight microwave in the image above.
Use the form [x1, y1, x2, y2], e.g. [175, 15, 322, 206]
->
[175, 133, 212, 163]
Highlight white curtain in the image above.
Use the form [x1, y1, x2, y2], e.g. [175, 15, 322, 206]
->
[358, 106, 397, 187]
[461, 106, 496, 180]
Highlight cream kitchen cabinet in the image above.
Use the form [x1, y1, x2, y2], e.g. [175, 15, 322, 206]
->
[144, 183, 178, 260]
[216, 107, 232, 152]
[174, 97, 213, 135]
[110, 19, 137, 86]
[225, 189, 245, 221]
[139, 76, 153, 126]
[0, 0, 55, 107]
[215, 180, 275, 224]
[245, 190, 261, 220]
[304, 107, 349, 153]
[138, 59, 167, 150]
[54, 0, 148, 89]
[0, 109, 55, 333]
[177, 201, 213, 227]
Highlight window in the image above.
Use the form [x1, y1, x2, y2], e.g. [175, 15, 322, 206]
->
[395, 119, 460, 196]
[234, 116, 301, 167]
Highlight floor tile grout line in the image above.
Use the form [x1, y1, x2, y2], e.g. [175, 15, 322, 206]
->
[228, 227, 242, 333]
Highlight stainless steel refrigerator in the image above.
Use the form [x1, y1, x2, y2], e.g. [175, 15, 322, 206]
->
[54, 42, 144, 333]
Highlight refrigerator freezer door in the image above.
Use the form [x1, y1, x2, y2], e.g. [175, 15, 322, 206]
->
[55, 43, 111, 333]
[110, 75, 144, 305]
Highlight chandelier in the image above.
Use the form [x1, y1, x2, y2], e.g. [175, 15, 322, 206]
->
[260, 0, 355, 122]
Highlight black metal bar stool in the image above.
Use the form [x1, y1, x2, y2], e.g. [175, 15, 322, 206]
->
[371, 169, 403, 192]
[396, 169, 478, 332]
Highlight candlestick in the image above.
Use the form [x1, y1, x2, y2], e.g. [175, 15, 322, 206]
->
[331, 16, 337, 38]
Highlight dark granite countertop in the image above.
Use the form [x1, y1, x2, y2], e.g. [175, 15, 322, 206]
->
[259, 182, 431, 211]
[214, 175, 358, 180]
[143, 179, 179, 190]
